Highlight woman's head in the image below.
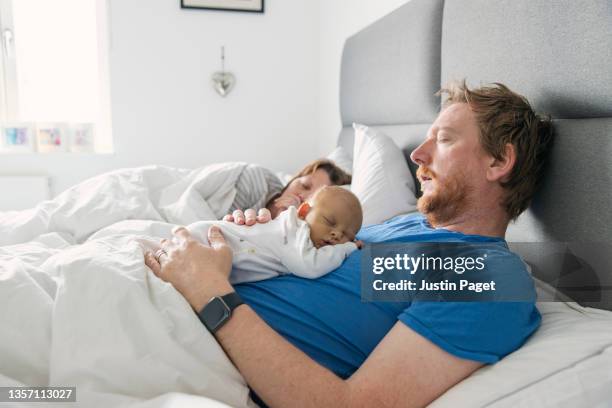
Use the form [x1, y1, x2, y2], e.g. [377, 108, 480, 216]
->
[267, 159, 352, 217]
[283, 159, 351, 201]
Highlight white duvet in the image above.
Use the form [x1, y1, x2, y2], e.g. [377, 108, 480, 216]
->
[0, 164, 258, 408]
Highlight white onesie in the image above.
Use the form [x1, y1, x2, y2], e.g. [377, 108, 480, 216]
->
[186, 206, 358, 284]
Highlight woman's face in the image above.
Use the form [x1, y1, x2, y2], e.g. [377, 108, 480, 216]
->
[286, 168, 332, 202]
[273, 169, 333, 213]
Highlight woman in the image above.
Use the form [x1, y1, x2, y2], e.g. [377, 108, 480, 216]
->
[224, 159, 351, 225]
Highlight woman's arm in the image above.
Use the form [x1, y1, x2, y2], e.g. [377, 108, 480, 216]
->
[223, 208, 272, 226]
[145, 227, 481, 408]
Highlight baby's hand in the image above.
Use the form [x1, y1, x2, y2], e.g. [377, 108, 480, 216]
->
[355, 240, 364, 249]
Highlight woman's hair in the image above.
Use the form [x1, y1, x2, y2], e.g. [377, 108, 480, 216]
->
[291, 158, 352, 186]
[271, 159, 351, 204]
[437, 80, 554, 220]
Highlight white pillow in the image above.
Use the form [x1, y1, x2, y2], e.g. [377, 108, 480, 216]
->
[326, 146, 353, 174]
[429, 301, 612, 407]
[351, 123, 417, 225]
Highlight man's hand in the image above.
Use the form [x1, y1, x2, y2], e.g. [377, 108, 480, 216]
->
[144, 226, 234, 311]
[223, 208, 272, 226]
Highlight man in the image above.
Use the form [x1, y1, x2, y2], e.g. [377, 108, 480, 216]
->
[145, 81, 554, 407]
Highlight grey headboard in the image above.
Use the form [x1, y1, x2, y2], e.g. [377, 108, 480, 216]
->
[338, 0, 612, 310]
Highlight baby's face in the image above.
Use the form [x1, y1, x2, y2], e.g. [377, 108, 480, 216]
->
[304, 190, 362, 249]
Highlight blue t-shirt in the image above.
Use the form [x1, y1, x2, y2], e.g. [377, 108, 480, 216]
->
[234, 213, 541, 379]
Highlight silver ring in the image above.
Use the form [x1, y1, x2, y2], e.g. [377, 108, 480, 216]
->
[154, 249, 167, 263]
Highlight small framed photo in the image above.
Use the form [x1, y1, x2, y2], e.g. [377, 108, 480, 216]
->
[36, 123, 68, 153]
[0, 123, 36, 153]
[181, 0, 264, 13]
[69, 123, 95, 153]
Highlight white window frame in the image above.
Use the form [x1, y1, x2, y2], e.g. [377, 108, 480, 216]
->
[0, 0, 19, 122]
[0, 0, 113, 152]
[95, 0, 113, 153]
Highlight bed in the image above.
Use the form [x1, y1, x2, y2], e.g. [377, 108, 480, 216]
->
[1, 0, 612, 407]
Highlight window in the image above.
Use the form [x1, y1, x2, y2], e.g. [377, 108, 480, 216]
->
[0, 0, 112, 153]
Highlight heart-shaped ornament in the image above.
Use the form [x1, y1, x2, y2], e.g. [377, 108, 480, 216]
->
[212, 71, 235, 97]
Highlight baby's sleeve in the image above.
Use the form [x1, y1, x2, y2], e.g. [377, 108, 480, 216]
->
[281, 239, 358, 279]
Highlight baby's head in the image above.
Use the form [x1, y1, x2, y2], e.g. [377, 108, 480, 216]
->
[297, 186, 363, 248]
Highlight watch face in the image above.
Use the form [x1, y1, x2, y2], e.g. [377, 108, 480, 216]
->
[200, 297, 231, 332]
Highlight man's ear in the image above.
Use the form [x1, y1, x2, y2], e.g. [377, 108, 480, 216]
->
[487, 143, 516, 183]
[297, 202, 311, 219]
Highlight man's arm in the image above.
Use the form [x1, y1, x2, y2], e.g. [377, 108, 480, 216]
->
[216, 305, 482, 408]
[145, 226, 482, 408]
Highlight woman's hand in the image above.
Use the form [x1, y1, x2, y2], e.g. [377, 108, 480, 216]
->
[144, 226, 234, 311]
[223, 208, 272, 226]
[271, 193, 302, 213]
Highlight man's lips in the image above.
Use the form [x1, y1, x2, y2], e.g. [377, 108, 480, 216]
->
[416, 167, 435, 184]
[418, 172, 435, 193]
[419, 174, 434, 185]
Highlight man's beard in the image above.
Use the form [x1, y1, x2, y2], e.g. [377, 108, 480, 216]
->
[416, 167, 471, 227]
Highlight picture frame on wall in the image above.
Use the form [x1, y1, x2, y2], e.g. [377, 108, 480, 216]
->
[181, 0, 264, 13]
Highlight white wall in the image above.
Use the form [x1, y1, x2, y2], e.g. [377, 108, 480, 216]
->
[317, 0, 410, 153]
[0, 0, 320, 196]
[1, 0, 410, 200]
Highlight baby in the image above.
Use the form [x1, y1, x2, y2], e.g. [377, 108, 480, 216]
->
[185, 185, 363, 284]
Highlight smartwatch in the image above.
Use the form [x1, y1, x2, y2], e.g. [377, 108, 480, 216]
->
[197, 292, 244, 334]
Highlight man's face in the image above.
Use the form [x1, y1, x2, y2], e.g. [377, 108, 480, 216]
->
[410, 103, 490, 225]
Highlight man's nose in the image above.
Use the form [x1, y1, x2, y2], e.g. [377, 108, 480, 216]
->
[410, 140, 431, 166]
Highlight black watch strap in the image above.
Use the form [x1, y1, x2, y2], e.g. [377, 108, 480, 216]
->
[221, 292, 244, 310]
[197, 292, 244, 334]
